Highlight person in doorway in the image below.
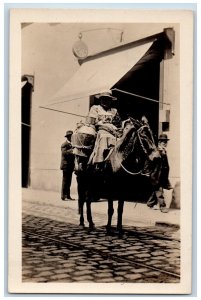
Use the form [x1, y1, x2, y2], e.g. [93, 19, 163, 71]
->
[147, 133, 173, 213]
[60, 130, 75, 200]
[86, 90, 122, 164]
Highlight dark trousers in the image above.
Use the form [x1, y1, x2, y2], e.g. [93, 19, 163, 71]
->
[61, 168, 73, 199]
[147, 187, 166, 208]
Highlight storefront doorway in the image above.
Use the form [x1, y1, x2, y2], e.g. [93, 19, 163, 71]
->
[21, 76, 33, 187]
[112, 38, 164, 142]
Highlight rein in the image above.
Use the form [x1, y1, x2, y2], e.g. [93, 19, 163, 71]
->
[136, 125, 148, 155]
[114, 125, 147, 176]
[120, 161, 142, 176]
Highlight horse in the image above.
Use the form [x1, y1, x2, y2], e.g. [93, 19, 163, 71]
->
[73, 118, 161, 234]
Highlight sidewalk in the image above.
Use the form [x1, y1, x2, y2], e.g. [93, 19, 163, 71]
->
[22, 188, 180, 229]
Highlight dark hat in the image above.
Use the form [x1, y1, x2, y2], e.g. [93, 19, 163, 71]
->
[158, 133, 169, 141]
[65, 130, 73, 137]
[95, 90, 117, 101]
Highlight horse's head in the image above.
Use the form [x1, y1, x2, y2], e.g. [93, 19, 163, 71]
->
[117, 117, 148, 155]
[129, 117, 157, 155]
[110, 117, 158, 174]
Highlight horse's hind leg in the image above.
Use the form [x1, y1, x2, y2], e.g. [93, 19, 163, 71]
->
[76, 175, 85, 227]
[79, 198, 85, 227]
[106, 199, 114, 233]
[117, 199, 124, 234]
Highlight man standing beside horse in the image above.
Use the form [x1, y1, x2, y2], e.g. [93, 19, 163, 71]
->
[147, 133, 173, 213]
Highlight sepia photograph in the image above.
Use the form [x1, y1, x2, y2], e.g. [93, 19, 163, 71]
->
[8, 8, 193, 294]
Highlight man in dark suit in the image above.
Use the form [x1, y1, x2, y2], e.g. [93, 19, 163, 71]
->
[60, 130, 75, 200]
[147, 133, 173, 213]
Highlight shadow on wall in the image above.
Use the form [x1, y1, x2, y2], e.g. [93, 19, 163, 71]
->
[170, 181, 180, 209]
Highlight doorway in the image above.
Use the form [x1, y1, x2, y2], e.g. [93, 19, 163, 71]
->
[21, 76, 33, 187]
[112, 38, 165, 141]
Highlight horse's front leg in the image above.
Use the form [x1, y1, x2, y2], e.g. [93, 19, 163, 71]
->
[79, 197, 85, 228]
[117, 199, 124, 234]
[106, 199, 114, 233]
[86, 192, 95, 230]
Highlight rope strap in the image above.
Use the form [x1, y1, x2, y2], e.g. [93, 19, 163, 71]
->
[120, 162, 142, 176]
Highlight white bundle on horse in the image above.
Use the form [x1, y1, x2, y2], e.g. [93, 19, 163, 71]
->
[72, 124, 97, 157]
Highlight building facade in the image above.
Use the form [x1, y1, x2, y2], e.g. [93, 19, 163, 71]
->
[21, 23, 180, 205]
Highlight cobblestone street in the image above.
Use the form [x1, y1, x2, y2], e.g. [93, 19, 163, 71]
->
[22, 189, 180, 283]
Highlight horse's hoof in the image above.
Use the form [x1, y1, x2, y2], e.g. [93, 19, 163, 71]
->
[79, 224, 85, 229]
[117, 227, 124, 237]
[89, 223, 95, 231]
[106, 226, 112, 235]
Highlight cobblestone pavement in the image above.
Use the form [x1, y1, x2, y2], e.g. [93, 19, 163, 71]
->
[22, 199, 180, 283]
[22, 199, 180, 240]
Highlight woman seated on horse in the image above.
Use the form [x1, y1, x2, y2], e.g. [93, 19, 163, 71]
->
[86, 90, 122, 165]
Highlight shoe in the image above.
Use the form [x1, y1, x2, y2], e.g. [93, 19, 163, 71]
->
[147, 200, 158, 209]
[153, 205, 159, 210]
[147, 204, 159, 210]
[160, 207, 169, 213]
[67, 196, 75, 201]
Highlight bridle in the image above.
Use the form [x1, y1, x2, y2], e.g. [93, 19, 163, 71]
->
[115, 124, 153, 176]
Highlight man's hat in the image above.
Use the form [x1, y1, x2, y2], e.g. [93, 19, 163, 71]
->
[65, 130, 73, 137]
[158, 133, 170, 141]
[95, 90, 117, 101]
